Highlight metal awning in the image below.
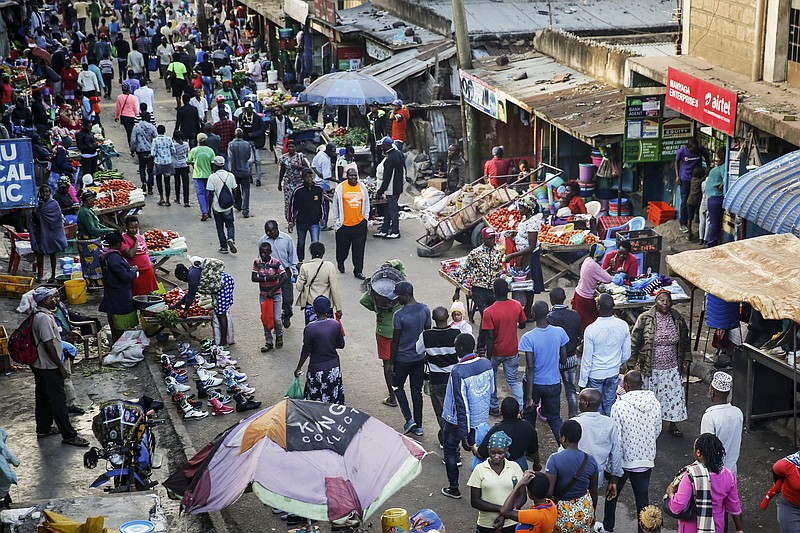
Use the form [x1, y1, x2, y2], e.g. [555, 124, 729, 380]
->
[723, 150, 800, 237]
[359, 41, 456, 87]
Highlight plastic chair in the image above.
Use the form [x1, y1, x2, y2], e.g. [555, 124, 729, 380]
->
[3, 224, 31, 276]
[603, 216, 646, 240]
[585, 200, 601, 218]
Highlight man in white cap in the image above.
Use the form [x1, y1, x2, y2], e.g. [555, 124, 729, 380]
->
[205, 155, 238, 254]
[700, 371, 742, 473]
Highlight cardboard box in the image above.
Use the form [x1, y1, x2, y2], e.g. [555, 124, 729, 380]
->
[427, 178, 447, 191]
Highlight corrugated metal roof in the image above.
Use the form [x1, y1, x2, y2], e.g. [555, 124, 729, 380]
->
[425, 0, 678, 35]
[335, 2, 446, 48]
[360, 41, 456, 87]
[724, 151, 800, 237]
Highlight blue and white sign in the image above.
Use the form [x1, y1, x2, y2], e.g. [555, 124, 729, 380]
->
[0, 139, 36, 210]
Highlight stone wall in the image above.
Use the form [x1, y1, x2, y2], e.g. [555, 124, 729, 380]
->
[686, 0, 757, 77]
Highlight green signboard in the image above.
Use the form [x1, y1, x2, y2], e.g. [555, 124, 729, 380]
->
[623, 95, 695, 163]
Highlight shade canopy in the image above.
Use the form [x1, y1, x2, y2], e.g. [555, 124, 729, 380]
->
[299, 71, 397, 106]
[724, 150, 800, 237]
[666, 233, 800, 322]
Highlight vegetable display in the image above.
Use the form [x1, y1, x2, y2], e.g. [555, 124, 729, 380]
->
[538, 224, 599, 246]
[99, 179, 135, 192]
[95, 190, 130, 208]
[156, 309, 179, 328]
[484, 207, 524, 233]
[330, 127, 367, 147]
[144, 229, 180, 251]
[161, 288, 211, 318]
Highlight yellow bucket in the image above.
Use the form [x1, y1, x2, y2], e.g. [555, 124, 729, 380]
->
[63, 279, 87, 305]
[381, 508, 409, 533]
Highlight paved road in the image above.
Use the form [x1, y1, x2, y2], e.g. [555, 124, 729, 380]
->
[81, 77, 788, 533]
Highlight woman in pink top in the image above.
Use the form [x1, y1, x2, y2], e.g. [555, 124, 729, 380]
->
[667, 433, 744, 533]
[121, 215, 159, 296]
[572, 243, 612, 332]
[114, 83, 140, 148]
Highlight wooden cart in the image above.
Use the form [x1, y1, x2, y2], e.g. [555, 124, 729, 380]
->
[540, 242, 594, 288]
[141, 315, 211, 342]
[94, 201, 146, 228]
[438, 269, 478, 322]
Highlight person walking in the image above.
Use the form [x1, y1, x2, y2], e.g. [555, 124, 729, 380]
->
[29, 287, 90, 447]
[269, 105, 293, 163]
[114, 34, 130, 84]
[700, 372, 742, 474]
[99, 53, 114, 99]
[294, 242, 342, 321]
[332, 167, 369, 279]
[258, 220, 299, 329]
[416, 306, 460, 449]
[127, 46, 146, 81]
[133, 78, 155, 122]
[227, 128, 252, 217]
[277, 140, 310, 223]
[205, 156, 238, 254]
[579, 294, 631, 415]
[212, 109, 236, 157]
[174, 94, 203, 148]
[674, 138, 711, 234]
[573, 388, 622, 493]
[475, 397, 540, 472]
[130, 111, 158, 194]
[187, 132, 216, 221]
[29, 185, 67, 283]
[390, 281, 430, 437]
[77, 63, 100, 99]
[519, 300, 569, 442]
[252, 241, 286, 353]
[461, 228, 504, 324]
[481, 278, 526, 414]
[547, 287, 582, 419]
[373, 137, 405, 239]
[287, 169, 324, 262]
[600, 371, 662, 533]
[366, 102, 385, 176]
[151, 124, 176, 206]
[441, 334, 494, 499]
[172, 132, 190, 207]
[238, 101, 266, 185]
[294, 295, 346, 404]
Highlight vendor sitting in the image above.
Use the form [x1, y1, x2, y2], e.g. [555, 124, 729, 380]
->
[601, 239, 638, 278]
[562, 181, 587, 215]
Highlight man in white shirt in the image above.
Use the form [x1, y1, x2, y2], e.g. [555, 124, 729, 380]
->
[700, 372, 742, 473]
[190, 92, 209, 123]
[210, 96, 233, 125]
[77, 63, 100, 98]
[127, 48, 146, 80]
[311, 143, 334, 186]
[205, 156, 238, 254]
[579, 294, 631, 415]
[134, 79, 156, 121]
[574, 388, 622, 490]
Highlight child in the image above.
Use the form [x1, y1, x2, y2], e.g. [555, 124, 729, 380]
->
[252, 242, 286, 353]
[685, 166, 705, 241]
[449, 301, 473, 336]
[496, 470, 557, 532]
[639, 505, 663, 533]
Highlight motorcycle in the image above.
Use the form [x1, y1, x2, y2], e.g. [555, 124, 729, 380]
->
[83, 396, 165, 492]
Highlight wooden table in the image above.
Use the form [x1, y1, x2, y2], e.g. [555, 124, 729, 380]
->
[141, 315, 211, 342]
[438, 269, 478, 322]
[150, 249, 185, 289]
[540, 242, 593, 287]
[94, 201, 146, 228]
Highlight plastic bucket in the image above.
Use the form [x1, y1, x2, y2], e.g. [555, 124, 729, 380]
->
[112, 311, 139, 331]
[64, 279, 87, 305]
[381, 508, 410, 533]
[706, 294, 740, 329]
[608, 198, 631, 216]
[579, 163, 597, 183]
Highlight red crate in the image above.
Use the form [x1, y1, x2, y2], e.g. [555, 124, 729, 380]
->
[648, 201, 676, 225]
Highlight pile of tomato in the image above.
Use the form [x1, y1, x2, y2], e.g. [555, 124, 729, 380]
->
[539, 224, 600, 246]
[161, 288, 210, 317]
[144, 229, 180, 251]
[484, 207, 525, 233]
[99, 179, 136, 192]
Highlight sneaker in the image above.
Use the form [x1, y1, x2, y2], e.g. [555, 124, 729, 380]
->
[385, 233, 401, 239]
[218, 247, 229, 254]
[373, 231, 387, 238]
[227, 239, 237, 254]
[196, 367, 218, 380]
[184, 407, 209, 420]
[593, 523, 610, 533]
[166, 370, 188, 383]
[206, 390, 232, 405]
[679, 226, 689, 233]
[165, 376, 190, 392]
[198, 375, 224, 388]
[210, 397, 234, 415]
[194, 355, 216, 370]
[441, 487, 461, 499]
[412, 427, 424, 437]
[216, 353, 238, 367]
[223, 366, 248, 382]
[402, 420, 417, 435]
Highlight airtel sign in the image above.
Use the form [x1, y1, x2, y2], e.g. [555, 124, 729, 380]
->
[665, 67, 737, 136]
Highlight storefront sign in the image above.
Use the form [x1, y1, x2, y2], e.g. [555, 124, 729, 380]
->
[0, 139, 35, 210]
[459, 69, 507, 123]
[623, 95, 695, 163]
[665, 67, 737, 137]
[284, 0, 309, 24]
[366, 39, 393, 61]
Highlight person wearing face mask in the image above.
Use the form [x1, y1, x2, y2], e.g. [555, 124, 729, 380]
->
[121, 215, 158, 295]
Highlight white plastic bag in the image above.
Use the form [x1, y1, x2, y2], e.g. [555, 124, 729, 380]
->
[103, 330, 151, 368]
[212, 310, 235, 346]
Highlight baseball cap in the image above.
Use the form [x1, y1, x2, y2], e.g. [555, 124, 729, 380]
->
[481, 227, 496, 239]
[380, 136, 394, 146]
[212, 156, 225, 166]
[196, 132, 208, 143]
[33, 286, 58, 303]
[392, 99, 402, 106]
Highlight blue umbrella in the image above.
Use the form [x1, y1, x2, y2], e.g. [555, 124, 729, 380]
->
[299, 71, 397, 106]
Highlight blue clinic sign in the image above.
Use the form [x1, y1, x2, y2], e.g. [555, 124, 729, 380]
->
[0, 139, 36, 210]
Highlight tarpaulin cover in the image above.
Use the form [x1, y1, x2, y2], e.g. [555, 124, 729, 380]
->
[665, 233, 800, 322]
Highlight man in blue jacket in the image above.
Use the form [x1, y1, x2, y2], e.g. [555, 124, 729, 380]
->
[441, 334, 494, 499]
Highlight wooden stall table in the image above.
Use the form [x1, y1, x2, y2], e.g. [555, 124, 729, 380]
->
[94, 201, 145, 228]
[141, 315, 211, 342]
[605, 285, 691, 325]
[150, 248, 186, 289]
[540, 242, 592, 287]
[438, 269, 478, 322]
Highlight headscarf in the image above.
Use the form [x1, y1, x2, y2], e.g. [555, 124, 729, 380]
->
[57, 175, 71, 187]
[487, 430, 512, 450]
[313, 295, 332, 318]
[517, 194, 537, 212]
[590, 242, 606, 261]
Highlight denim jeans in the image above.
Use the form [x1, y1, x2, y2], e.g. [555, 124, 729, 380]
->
[295, 223, 320, 262]
[380, 194, 399, 234]
[603, 468, 652, 533]
[202, 76, 215, 105]
[393, 359, 425, 427]
[248, 141, 262, 182]
[429, 382, 448, 444]
[524, 382, 562, 442]
[280, 276, 294, 320]
[442, 422, 462, 488]
[194, 178, 209, 214]
[679, 180, 691, 226]
[234, 174, 251, 214]
[489, 355, 524, 411]
[561, 366, 579, 419]
[213, 209, 235, 249]
[586, 375, 618, 416]
[137, 152, 154, 190]
[259, 292, 283, 345]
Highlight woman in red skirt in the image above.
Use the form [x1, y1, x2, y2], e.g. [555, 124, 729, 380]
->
[572, 243, 612, 332]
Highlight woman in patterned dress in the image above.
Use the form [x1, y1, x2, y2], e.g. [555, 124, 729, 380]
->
[294, 295, 345, 404]
[277, 139, 310, 222]
[630, 290, 690, 437]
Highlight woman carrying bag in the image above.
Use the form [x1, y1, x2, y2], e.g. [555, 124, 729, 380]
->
[665, 433, 744, 533]
[294, 241, 342, 324]
[294, 296, 345, 404]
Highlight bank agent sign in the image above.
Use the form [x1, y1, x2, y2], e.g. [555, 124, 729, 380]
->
[0, 139, 36, 209]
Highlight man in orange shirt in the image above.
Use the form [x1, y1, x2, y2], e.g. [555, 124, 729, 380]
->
[389, 99, 410, 151]
[332, 167, 371, 280]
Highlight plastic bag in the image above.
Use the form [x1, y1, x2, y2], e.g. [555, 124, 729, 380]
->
[261, 296, 275, 330]
[103, 330, 150, 368]
[285, 376, 304, 399]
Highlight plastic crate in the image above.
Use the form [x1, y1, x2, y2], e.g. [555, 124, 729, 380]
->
[647, 201, 676, 225]
[617, 228, 663, 253]
[0, 275, 34, 299]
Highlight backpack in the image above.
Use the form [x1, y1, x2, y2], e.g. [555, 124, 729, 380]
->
[9, 311, 43, 365]
[217, 175, 234, 210]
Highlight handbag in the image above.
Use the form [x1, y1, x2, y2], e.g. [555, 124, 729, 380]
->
[662, 468, 696, 520]
[552, 452, 589, 503]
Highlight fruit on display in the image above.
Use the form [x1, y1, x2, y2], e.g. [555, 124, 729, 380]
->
[99, 178, 134, 191]
[484, 207, 524, 233]
[144, 229, 180, 251]
[538, 224, 599, 246]
[161, 288, 211, 317]
[95, 190, 130, 208]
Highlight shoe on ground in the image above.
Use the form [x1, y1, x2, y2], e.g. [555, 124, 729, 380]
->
[210, 397, 234, 415]
[679, 226, 689, 233]
[593, 523, 610, 533]
[282, 316, 291, 328]
[402, 420, 417, 434]
[68, 405, 85, 415]
[441, 487, 462, 499]
[385, 233, 401, 239]
[62, 436, 90, 447]
[261, 344, 273, 353]
[373, 231, 387, 239]
[227, 239, 237, 253]
[354, 273, 365, 280]
[337, 263, 345, 273]
[275, 335, 284, 348]
[184, 408, 209, 420]
[218, 247, 229, 254]
[200, 213, 210, 221]
[413, 427, 424, 437]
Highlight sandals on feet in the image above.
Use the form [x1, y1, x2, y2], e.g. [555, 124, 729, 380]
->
[36, 427, 60, 439]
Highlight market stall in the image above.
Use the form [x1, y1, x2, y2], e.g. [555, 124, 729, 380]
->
[141, 287, 211, 341]
[93, 179, 146, 227]
[143, 229, 187, 289]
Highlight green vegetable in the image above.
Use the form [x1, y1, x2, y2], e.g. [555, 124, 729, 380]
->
[157, 310, 179, 328]
[331, 127, 368, 147]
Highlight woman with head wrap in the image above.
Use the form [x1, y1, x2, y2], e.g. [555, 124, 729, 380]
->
[53, 176, 80, 225]
[294, 295, 346, 404]
[99, 230, 138, 341]
[77, 189, 112, 287]
[467, 430, 524, 533]
[504, 194, 544, 320]
[572, 242, 612, 332]
[29, 185, 68, 282]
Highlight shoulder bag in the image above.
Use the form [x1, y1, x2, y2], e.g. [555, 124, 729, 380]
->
[662, 467, 696, 520]
[552, 451, 589, 503]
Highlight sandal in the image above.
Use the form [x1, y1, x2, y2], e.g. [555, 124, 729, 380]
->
[668, 428, 684, 438]
[36, 427, 60, 439]
[382, 397, 398, 407]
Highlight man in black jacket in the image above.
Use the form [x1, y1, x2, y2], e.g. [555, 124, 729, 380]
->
[268, 105, 293, 163]
[546, 287, 582, 419]
[174, 94, 202, 148]
[373, 137, 405, 239]
[287, 169, 324, 261]
[76, 120, 99, 178]
[239, 101, 266, 185]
